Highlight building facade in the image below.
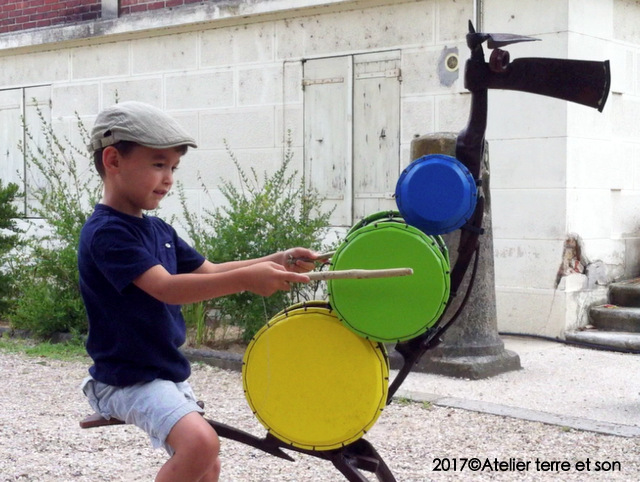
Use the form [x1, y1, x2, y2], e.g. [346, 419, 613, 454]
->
[1, 0, 639, 337]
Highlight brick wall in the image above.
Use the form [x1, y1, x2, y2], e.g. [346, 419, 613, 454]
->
[0, 0, 208, 34]
[0, 1, 102, 34]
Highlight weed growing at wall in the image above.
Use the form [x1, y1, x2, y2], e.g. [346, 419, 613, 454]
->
[0, 180, 24, 316]
[7, 107, 101, 338]
[179, 134, 335, 344]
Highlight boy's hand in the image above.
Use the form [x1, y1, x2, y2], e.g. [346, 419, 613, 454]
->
[243, 261, 310, 296]
[277, 248, 320, 273]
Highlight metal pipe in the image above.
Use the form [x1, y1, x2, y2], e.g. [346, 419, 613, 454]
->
[473, 0, 483, 33]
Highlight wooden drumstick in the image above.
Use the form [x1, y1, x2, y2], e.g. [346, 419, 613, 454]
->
[306, 268, 413, 281]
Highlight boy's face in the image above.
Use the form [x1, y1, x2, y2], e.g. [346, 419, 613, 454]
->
[104, 145, 182, 217]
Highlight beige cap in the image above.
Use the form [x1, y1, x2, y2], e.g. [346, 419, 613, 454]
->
[88, 101, 197, 153]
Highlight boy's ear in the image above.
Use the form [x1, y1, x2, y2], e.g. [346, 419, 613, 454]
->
[102, 146, 120, 174]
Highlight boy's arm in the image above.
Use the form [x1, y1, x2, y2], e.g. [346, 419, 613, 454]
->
[133, 261, 310, 305]
[193, 248, 318, 275]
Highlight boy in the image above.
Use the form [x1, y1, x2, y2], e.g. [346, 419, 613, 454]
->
[79, 101, 316, 481]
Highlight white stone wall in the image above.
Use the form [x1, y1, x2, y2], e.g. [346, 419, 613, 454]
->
[485, 0, 640, 335]
[1, 0, 638, 336]
[0, 0, 474, 227]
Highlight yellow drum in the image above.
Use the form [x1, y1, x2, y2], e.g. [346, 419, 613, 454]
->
[242, 302, 389, 451]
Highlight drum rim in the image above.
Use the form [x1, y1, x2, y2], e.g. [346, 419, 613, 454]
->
[349, 211, 450, 270]
[348, 209, 404, 235]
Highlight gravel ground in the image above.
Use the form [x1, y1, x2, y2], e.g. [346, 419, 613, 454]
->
[394, 337, 640, 428]
[1, 351, 638, 481]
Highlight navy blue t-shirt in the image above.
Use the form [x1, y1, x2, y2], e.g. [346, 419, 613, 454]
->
[78, 204, 205, 387]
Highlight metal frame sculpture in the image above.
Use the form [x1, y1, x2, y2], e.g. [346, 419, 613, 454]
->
[81, 22, 610, 482]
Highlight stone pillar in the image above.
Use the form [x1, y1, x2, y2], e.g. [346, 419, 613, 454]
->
[408, 132, 520, 379]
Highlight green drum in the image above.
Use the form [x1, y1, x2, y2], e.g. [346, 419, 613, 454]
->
[328, 212, 450, 343]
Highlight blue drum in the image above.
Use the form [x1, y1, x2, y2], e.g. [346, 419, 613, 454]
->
[395, 154, 477, 235]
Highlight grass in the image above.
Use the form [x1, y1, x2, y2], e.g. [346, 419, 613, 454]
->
[0, 336, 88, 361]
[392, 397, 434, 410]
[422, 401, 433, 410]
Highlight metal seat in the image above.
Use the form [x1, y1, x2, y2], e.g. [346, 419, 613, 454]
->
[79, 401, 205, 429]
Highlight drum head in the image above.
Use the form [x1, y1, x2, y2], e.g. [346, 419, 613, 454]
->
[395, 154, 477, 235]
[329, 221, 450, 342]
[242, 304, 389, 451]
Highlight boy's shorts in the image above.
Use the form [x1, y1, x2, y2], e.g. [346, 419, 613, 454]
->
[81, 376, 204, 455]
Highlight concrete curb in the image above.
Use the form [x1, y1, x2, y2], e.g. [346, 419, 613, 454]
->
[394, 389, 640, 438]
[182, 346, 243, 371]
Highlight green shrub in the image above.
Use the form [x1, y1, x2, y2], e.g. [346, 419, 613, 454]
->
[0, 180, 24, 316]
[7, 107, 100, 338]
[179, 134, 334, 344]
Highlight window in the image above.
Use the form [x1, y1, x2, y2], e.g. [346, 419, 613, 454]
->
[303, 51, 401, 226]
[0, 85, 51, 217]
